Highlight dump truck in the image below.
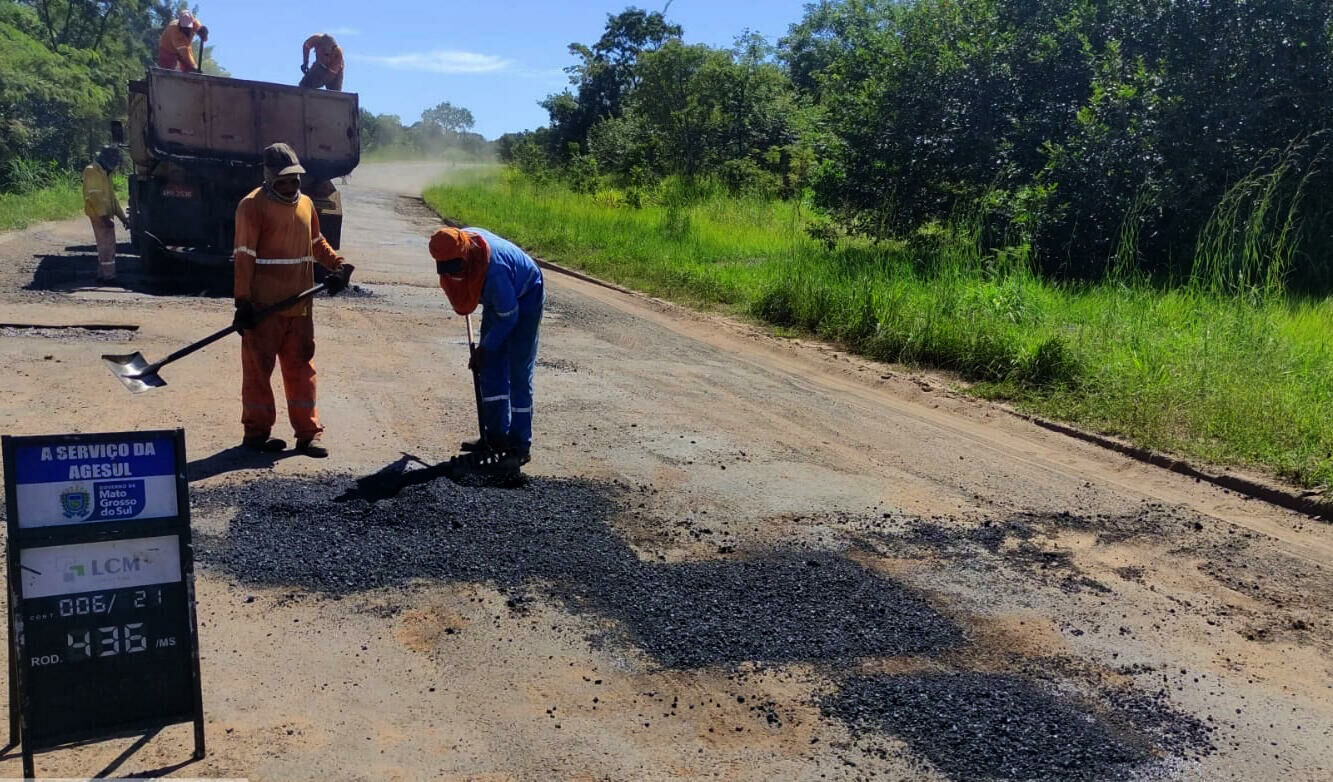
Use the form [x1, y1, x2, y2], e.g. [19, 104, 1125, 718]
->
[118, 68, 360, 272]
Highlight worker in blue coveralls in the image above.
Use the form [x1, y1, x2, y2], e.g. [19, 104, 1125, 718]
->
[429, 225, 544, 465]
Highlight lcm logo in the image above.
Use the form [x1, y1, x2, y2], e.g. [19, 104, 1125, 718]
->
[62, 556, 143, 583]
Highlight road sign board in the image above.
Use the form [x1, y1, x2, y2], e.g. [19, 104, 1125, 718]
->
[3, 430, 204, 778]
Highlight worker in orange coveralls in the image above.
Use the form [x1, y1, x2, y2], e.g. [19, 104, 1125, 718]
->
[232, 143, 354, 458]
[157, 9, 208, 72]
[300, 33, 345, 90]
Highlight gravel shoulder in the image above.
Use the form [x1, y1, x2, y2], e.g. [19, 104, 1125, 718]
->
[0, 163, 1329, 781]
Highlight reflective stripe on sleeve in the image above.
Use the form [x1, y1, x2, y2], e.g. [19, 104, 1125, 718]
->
[255, 256, 315, 265]
[494, 307, 517, 318]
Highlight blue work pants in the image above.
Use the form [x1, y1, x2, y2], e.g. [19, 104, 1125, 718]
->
[478, 284, 543, 449]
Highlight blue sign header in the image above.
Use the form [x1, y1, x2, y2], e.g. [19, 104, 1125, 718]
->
[12, 435, 177, 486]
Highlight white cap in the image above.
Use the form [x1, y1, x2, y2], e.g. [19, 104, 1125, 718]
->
[177, 9, 194, 27]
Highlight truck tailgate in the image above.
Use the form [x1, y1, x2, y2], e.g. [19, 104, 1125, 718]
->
[146, 70, 359, 179]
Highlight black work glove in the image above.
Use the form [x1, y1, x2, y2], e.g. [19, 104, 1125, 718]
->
[197, 26, 209, 42]
[326, 263, 354, 295]
[301, 63, 310, 74]
[232, 300, 256, 333]
[468, 346, 487, 373]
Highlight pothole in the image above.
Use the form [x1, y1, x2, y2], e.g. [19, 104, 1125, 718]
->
[0, 323, 138, 341]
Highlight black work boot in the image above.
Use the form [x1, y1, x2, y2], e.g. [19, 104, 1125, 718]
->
[497, 445, 531, 473]
[295, 437, 329, 458]
[242, 436, 287, 453]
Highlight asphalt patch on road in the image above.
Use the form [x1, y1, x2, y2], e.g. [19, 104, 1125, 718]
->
[192, 473, 961, 667]
[1, 326, 133, 342]
[825, 673, 1168, 781]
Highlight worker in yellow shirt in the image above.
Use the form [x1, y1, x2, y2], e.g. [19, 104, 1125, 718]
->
[300, 33, 345, 90]
[82, 146, 129, 284]
[157, 9, 208, 72]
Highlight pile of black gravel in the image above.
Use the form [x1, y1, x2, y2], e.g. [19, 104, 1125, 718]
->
[824, 673, 1149, 781]
[193, 473, 961, 667]
[192, 472, 1213, 777]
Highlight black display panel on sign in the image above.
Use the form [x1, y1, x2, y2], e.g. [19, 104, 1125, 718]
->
[3, 430, 204, 778]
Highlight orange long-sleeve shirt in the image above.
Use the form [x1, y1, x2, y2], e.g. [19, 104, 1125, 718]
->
[303, 35, 345, 75]
[158, 20, 202, 71]
[233, 188, 343, 317]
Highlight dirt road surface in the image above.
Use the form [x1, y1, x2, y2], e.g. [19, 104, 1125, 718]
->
[0, 162, 1330, 781]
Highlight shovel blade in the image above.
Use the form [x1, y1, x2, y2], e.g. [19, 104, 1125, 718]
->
[101, 352, 167, 394]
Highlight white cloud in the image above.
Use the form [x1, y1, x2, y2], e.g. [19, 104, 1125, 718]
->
[326, 27, 361, 37]
[357, 50, 511, 74]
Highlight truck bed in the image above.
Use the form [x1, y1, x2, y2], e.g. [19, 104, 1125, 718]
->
[131, 69, 359, 180]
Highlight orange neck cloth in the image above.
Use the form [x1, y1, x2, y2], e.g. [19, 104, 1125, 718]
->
[429, 227, 491, 315]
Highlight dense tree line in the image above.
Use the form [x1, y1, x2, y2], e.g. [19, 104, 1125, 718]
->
[0, 1, 222, 192]
[509, 2, 1333, 288]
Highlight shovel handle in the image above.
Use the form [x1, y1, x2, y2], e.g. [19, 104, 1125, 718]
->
[140, 283, 329, 374]
[465, 314, 488, 444]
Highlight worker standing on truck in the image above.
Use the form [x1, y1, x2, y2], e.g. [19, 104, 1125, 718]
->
[429, 226, 544, 466]
[300, 33, 345, 90]
[157, 9, 208, 72]
[233, 143, 354, 458]
[82, 146, 129, 284]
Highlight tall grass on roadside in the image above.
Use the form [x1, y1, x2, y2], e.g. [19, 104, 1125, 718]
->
[0, 159, 84, 232]
[0, 179, 83, 232]
[1191, 141, 1317, 297]
[0, 161, 130, 232]
[425, 169, 1333, 489]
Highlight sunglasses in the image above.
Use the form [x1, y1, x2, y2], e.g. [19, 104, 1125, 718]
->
[436, 258, 464, 275]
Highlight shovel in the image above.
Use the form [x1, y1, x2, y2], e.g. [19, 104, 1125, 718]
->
[465, 314, 489, 446]
[101, 282, 328, 393]
[443, 314, 523, 482]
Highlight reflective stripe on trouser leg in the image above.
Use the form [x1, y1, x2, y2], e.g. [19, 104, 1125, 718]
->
[90, 217, 116, 277]
[277, 315, 322, 441]
[479, 344, 512, 444]
[240, 318, 282, 439]
[507, 286, 544, 449]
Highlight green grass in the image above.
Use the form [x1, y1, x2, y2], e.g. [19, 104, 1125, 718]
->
[0, 179, 83, 231]
[425, 169, 1333, 490]
[0, 175, 128, 232]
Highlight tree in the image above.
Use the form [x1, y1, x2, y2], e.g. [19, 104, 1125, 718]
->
[785, 0, 1333, 281]
[590, 38, 798, 188]
[1, 1, 228, 192]
[421, 101, 475, 135]
[0, 6, 109, 186]
[541, 6, 682, 159]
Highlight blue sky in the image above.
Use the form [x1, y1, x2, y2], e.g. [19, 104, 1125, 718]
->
[197, 0, 811, 139]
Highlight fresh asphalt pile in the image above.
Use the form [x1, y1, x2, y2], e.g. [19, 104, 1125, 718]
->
[191, 470, 1212, 778]
[194, 472, 962, 666]
[825, 673, 1146, 781]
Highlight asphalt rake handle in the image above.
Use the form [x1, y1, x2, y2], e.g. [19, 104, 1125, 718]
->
[101, 282, 329, 393]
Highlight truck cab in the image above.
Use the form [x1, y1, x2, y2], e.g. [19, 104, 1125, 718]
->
[124, 69, 360, 273]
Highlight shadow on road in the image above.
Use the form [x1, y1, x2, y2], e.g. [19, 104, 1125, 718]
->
[187, 444, 297, 482]
[25, 244, 232, 298]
